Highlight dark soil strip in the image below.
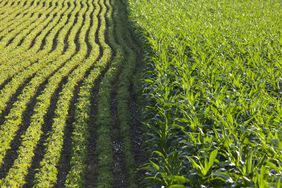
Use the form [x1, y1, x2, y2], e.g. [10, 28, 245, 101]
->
[95, 2, 103, 55]
[74, 1, 89, 53]
[85, 0, 93, 59]
[63, 6, 79, 53]
[129, 82, 146, 184]
[84, 49, 113, 188]
[63, 12, 78, 53]
[84, 8, 100, 188]
[22, 0, 27, 7]
[48, 14, 65, 52]
[54, 76, 79, 188]
[84, 80, 99, 188]
[111, 87, 128, 188]
[48, 1, 52, 9]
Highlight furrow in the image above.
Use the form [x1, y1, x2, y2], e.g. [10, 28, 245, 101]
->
[23, 75, 66, 188]
[0, 72, 36, 128]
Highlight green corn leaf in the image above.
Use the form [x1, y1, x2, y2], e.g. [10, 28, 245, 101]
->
[276, 178, 281, 188]
[208, 149, 218, 170]
[170, 175, 188, 183]
[211, 171, 234, 184]
[150, 160, 160, 171]
[169, 184, 186, 188]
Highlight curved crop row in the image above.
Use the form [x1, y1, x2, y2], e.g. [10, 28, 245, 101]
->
[0, 0, 47, 30]
[0, 7, 57, 67]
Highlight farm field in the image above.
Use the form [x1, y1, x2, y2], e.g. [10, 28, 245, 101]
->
[0, 0, 143, 187]
[0, 0, 281, 187]
[128, 0, 282, 187]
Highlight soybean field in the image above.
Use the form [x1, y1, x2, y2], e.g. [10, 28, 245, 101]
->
[0, 0, 143, 187]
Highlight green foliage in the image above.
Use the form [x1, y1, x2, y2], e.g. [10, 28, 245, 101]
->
[129, 0, 282, 187]
[0, 0, 141, 187]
